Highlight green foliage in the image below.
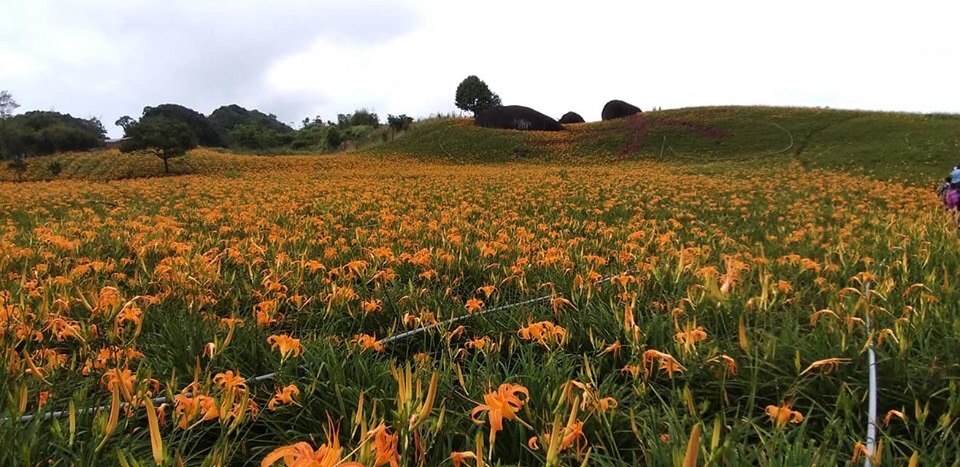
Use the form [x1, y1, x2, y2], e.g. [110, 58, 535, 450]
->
[140, 103, 223, 147]
[324, 126, 343, 149]
[455, 75, 502, 115]
[7, 154, 27, 180]
[114, 116, 135, 133]
[119, 116, 199, 173]
[209, 104, 294, 146]
[374, 106, 960, 184]
[337, 109, 380, 128]
[342, 125, 374, 142]
[47, 160, 62, 177]
[0, 90, 18, 119]
[0, 111, 104, 158]
[226, 122, 294, 150]
[387, 114, 414, 138]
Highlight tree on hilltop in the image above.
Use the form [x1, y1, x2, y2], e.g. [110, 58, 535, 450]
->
[455, 76, 501, 115]
[0, 90, 19, 119]
[119, 116, 197, 174]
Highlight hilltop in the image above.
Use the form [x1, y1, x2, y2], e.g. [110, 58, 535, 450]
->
[373, 106, 960, 184]
[2, 106, 958, 185]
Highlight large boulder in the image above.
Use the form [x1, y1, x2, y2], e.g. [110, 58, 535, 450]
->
[601, 100, 642, 121]
[558, 111, 585, 124]
[475, 105, 564, 131]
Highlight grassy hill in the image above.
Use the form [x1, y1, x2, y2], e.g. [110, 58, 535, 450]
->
[372, 106, 960, 184]
[2, 106, 958, 185]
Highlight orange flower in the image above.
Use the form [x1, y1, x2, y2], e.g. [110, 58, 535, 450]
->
[471, 383, 530, 446]
[800, 357, 851, 376]
[550, 297, 573, 314]
[261, 422, 362, 467]
[517, 321, 567, 348]
[642, 349, 685, 378]
[214, 370, 247, 392]
[620, 365, 641, 377]
[267, 334, 304, 361]
[599, 340, 622, 356]
[465, 298, 484, 314]
[674, 321, 708, 352]
[476, 285, 497, 298]
[450, 451, 478, 467]
[884, 409, 906, 426]
[38, 391, 51, 408]
[116, 305, 143, 336]
[174, 393, 219, 429]
[101, 367, 136, 402]
[267, 384, 301, 410]
[765, 404, 804, 429]
[466, 336, 494, 352]
[361, 299, 382, 314]
[708, 354, 738, 376]
[352, 333, 385, 352]
[367, 423, 400, 467]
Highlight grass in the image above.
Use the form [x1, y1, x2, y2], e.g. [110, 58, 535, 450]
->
[374, 106, 960, 184]
[1, 106, 959, 466]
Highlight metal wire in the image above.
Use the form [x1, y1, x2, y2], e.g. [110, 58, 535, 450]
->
[10, 271, 629, 424]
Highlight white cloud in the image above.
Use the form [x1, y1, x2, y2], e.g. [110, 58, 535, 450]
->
[1, 0, 958, 136]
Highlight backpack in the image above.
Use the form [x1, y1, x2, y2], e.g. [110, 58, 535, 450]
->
[946, 187, 960, 209]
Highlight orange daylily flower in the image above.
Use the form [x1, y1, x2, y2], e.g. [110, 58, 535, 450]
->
[471, 383, 530, 446]
[800, 357, 851, 376]
[476, 285, 497, 298]
[450, 451, 479, 467]
[361, 299, 382, 314]
[708, 354, 738, 376]
[214, 370, 248, 392]
[599, 340, 622, 356]
[352, 333, 385, 352]
[174, 393, 220, 429]
[550, 297, 573, 314]
[267, 384, 301, 410]
[642, 349, 685, 378]
[466, 336, 495, 352]
[465, 298, 484, 314]
[884, 409, 906, 426]
[674, 321, 708, 352]
[267, 334, 304, 361]
[261, 422, 362, 467]
[517, 321, 567, 348]
[116, 305, 143, 335]
[101, 367, 137, 402]
[765, 404, 804, 429]
[367, 423, 400, 467]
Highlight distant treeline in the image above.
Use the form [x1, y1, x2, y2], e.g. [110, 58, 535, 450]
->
[0, 93, 414, 159]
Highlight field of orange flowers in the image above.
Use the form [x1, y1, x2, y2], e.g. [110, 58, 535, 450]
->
[1, 152, 959, 466]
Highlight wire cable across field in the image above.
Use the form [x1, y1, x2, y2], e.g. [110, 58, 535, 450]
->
[10, 272, 625, 423]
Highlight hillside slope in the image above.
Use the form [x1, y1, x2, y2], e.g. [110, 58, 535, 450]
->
[373, 106, 960, 183]
[2, 106, 957, 185]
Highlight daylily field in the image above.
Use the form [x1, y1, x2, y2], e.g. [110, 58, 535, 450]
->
[1, 148, 959, 466]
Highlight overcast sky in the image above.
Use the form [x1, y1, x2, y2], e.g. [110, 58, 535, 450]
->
[2, 0, 958, 137]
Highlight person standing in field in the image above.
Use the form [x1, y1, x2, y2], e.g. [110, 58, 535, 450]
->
[949, 165, 960, 189]
[940, 165, 960, 210]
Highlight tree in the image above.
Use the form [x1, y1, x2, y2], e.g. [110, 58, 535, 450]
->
[7, 156, 27, 181]
[208, 104, 293, 146]
[0, 90, 19, 119]
[115, 116, 135, 133]
[325, 126, 343, 150]
[0, 111, 103, 157]
[119, 116, 198, 174]
[387, 114, 414, 139]
[141, 104, 224, 147]
[455, 76, 501, 115]
[337, 109, 380, 129]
